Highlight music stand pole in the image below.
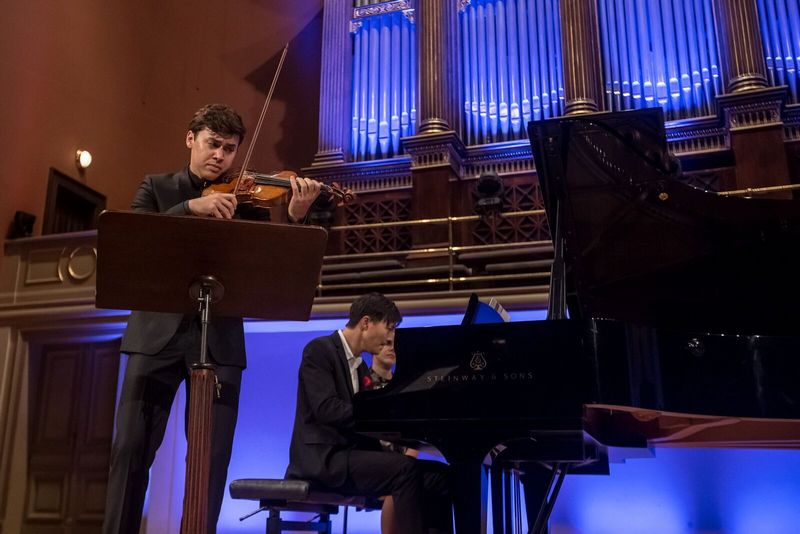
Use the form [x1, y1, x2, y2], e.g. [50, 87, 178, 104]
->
[181, 275, 224, 534]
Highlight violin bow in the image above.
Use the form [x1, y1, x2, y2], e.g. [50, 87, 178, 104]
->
[234, 42, 290, 191]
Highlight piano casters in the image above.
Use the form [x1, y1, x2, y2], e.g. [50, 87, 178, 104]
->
[182, 275, 224, 534]
[523, 463, 568, 534]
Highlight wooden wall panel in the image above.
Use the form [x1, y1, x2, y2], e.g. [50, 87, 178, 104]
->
[730, 127, 791, 196]
[22, 339, 120, 534]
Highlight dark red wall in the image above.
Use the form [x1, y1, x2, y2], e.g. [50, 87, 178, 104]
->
[0, 0, 323, 244]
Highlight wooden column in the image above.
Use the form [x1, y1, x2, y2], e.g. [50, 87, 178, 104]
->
[416, 0, 461, 134]
[713, 0, 768, 94]
[559, 0, 603, 115]
[312, 0, 352, 165]
[404, 0, 464, 251]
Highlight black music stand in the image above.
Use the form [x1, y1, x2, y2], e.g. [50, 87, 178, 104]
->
[95, 210, 327, 534]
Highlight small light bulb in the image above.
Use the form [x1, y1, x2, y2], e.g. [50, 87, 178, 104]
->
[76, 150, 93, 169]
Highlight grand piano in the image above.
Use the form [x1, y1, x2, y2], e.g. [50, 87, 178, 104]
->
[353, 108, 800, 533]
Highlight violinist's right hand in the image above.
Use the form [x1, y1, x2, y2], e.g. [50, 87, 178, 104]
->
[187, 192, 238, 219]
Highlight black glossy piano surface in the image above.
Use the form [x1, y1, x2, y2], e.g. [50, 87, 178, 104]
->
[353, 108, 800, 533]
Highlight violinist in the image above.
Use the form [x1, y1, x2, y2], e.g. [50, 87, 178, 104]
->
[102, 103, 324, 534]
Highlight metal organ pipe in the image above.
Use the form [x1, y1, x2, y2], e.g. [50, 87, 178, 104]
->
[597, 0, 722, 119]
[351, 10, 416, 160]
[460, 0, 565, 145]
[758, 0, 800, 103]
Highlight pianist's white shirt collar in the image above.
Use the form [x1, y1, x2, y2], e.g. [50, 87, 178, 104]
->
[337, 329, 362, 393]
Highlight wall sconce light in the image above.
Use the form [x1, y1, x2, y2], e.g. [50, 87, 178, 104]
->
[76, 149, 93, 170]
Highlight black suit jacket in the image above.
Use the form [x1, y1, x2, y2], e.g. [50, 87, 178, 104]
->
[119, 169, 247, 367]
[285, 332, 379, 488]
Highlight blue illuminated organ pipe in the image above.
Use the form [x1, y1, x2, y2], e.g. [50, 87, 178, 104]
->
[460, 0, 565, 145]
[758, 0, 800, 102]
[353, 0, 569, 147]
[623, 0, 638, 104]
[477, 2, 489, 138]
[349, 0, 800, 159]
[369, 19, 379, 156]
[597, 0, 721, 119]
[549, 0, 565, 112]
[487, 1, 498, 136]
[506, 0, 521, 134]
[351, 18, 363, 158]
[662, 0, 681, 101]
[351, 11, 416, 161]
[496, 0, 511, 136]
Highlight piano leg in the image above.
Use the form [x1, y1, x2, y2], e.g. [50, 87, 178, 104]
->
[450, 461, 488, 534]
[521, 463, 567, 534]
[490, 468, 504, 534]
[490, 468, 521, 534]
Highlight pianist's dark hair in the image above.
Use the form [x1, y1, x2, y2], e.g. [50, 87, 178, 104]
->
[346, 292, 402, 328]
[188, 104, 247, 144]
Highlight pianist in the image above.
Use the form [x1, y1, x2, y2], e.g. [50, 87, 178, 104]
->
[285, 292, 453, 534]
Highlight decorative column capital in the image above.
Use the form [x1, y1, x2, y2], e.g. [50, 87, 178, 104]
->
[716, 86, 788, 131]
[353, 0, 414, 21]
[402, 131, 466, 177]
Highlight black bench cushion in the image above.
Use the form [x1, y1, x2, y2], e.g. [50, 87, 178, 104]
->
[230, 479, 310, 502]
[229, 478, 382, 510]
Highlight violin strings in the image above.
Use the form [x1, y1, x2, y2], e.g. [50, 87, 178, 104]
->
[253, 173, 336, 196]
[235, 42, 290, 193]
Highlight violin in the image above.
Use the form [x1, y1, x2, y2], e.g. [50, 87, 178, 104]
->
[200, 44, 353, 211]
[202, 169, 354, 208]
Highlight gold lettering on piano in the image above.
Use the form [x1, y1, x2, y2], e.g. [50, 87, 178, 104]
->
[425, 371, 534, 383]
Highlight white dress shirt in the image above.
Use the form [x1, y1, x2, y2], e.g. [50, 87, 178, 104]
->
[337, 329, 363, 394]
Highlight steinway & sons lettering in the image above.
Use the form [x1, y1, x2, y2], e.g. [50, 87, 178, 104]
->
[425, 371, 534, 383]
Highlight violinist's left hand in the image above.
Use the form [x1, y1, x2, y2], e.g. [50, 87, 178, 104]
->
[288, 176, 323, 222]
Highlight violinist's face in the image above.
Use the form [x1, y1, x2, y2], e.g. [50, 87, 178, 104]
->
[186, 128, 240, 181]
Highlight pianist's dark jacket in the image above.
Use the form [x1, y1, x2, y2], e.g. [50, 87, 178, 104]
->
[286, 332, 382, 487]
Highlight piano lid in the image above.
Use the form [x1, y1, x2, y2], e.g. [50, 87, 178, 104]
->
[528, 108, 800, 335]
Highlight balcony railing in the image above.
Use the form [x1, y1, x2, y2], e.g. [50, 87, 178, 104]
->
[316, 209, 552, 309]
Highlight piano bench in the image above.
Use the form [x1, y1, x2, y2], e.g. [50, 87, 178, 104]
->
[229, 478, 381, 534]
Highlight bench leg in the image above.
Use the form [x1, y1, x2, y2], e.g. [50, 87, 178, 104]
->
[267, 509, 281, 534]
